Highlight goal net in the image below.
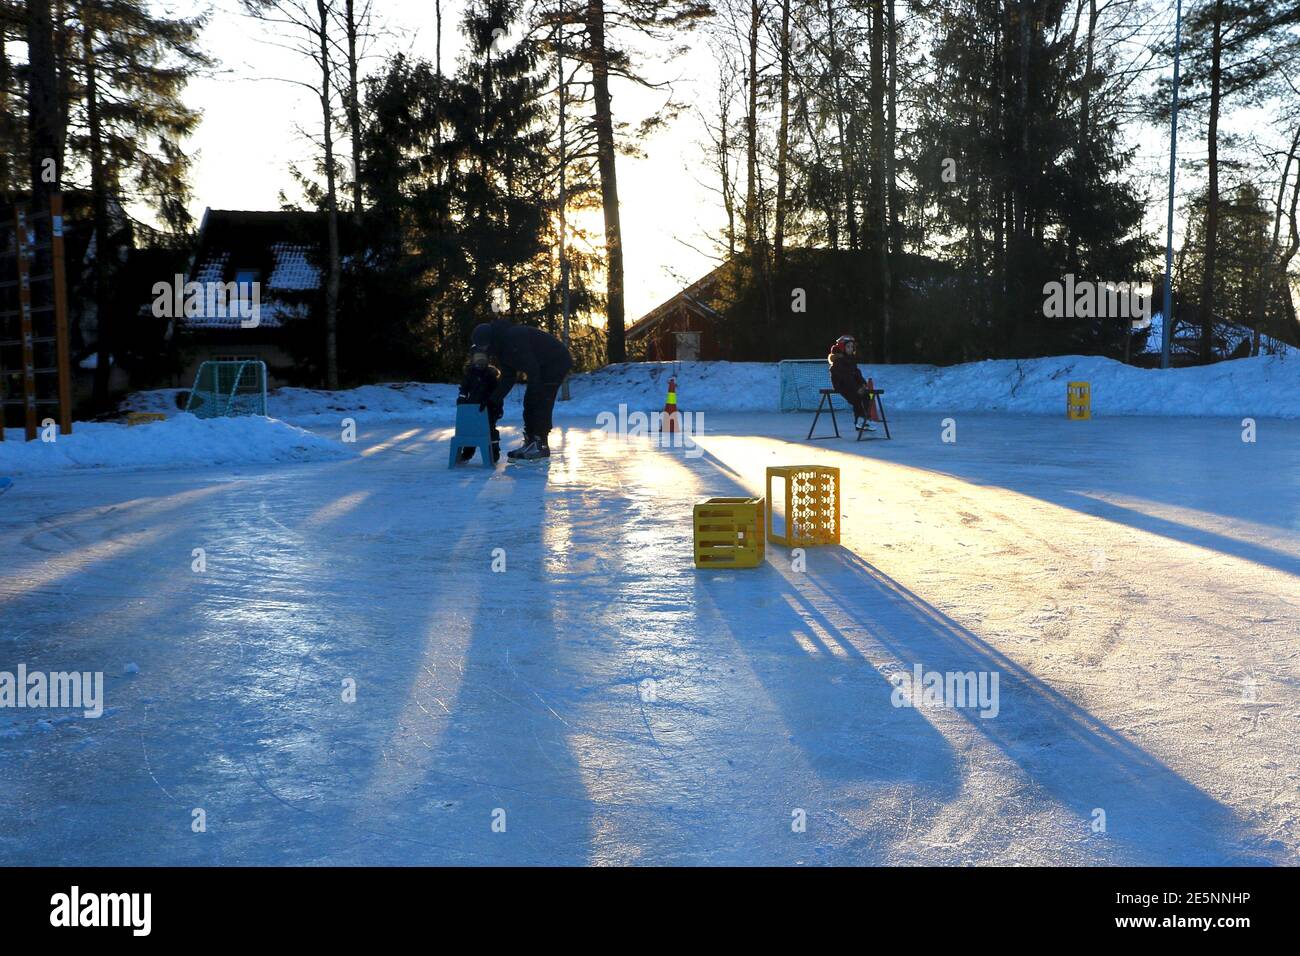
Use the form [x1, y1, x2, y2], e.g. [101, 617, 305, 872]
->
[185, 360, 268, 419]
[778, 359, 832, 411]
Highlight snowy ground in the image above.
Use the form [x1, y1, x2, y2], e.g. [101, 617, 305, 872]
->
[1, 403, 1296, 866]
[113, 351, 1300, 428]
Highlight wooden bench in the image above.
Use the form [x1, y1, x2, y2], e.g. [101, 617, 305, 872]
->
[807, 387, 891, 441]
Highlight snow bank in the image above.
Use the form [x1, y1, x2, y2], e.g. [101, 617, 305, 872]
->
[120, 382, 460, 425]
[598, 353, 1297, 418]
[266, 382, 460, 424]
[858, 353, 1299, 418]
[562, 361, 777, 414]
[117, 352, 1299, 426]
[0, 414, 354, 475]
[529, 353, 1300, 418]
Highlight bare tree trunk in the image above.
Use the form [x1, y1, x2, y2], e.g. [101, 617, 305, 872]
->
[799, 95, 838, 248]
[0, 34, 12, 196]
[994, 1, 1006, 292]
[83, 4, 112, 406]
[825, 0, 858, 249]
[743, 0, 759, 249]
[1017, 0, 1029, 246]
[26, 0, 60, 204]
[870, 0, 892, 361]
[1078, 0, 1096, 145]
[1260, 126, 1299, 353]
[774, 0, 790, 272]
[587, 0, 626, 363]
[886, 0, 899, 256]
[711, 58, 738, 258]
[1278, 131, 1300, 341]
[1199, 0, 1224, 363]
[316, 0, 341, 388]
[1072, 0, 1096, 269]
[344, 0, 363, 223]
[54, 0, 71, 174]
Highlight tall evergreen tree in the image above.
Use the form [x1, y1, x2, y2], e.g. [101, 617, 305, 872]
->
[70, 0, 209, 404]
[347, 1, 602, 381]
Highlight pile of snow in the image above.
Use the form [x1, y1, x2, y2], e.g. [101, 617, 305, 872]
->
[122, 362, 775, 425]
[117, 352, 1299, 426]
[121, 382, 460, 426]
[271, 382, 460, 424]
[555, 354, 1299, 418]
[860, 353, 1298, 418]
[560, 361, 775, 415]
[0, 414, 354, 475]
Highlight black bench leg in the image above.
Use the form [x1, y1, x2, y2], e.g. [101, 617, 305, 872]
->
[808, 392, 842, 440]
[878, 396, 891, 439]
[806, 393, 824, 440]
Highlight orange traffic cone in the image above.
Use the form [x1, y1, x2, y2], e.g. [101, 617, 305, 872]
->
[865, 376, 880, 421]
[661, 375, 679, 435]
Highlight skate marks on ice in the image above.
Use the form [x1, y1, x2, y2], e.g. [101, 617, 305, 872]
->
[678, 433, 1284, 865]
[0, 418, 1288, 865]
[810, 549, 1281, 863]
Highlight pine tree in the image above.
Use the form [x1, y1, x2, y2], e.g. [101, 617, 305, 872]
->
[347, 1, 602, 380]
[69, 0, 210, 404]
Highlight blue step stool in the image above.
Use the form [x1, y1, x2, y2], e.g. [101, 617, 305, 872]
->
[448, 404, 496, 468]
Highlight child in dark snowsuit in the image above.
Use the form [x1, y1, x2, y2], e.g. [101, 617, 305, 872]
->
[828, 334, 876, 431]
[457, 361, 503, 462]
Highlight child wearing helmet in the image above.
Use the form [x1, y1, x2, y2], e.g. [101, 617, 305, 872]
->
[828, 335, 875, 431]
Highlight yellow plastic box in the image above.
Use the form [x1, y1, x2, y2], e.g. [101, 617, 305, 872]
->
[1067, 381, 1091, 420]
[694, 497, 765, 569]
[766, 465, 840, 547]
[126, 412, 168, 427]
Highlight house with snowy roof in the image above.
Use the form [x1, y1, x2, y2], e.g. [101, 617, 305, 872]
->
[171, 208, 342, 386]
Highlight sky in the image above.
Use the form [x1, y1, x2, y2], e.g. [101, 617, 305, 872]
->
[182, 0, 722, 324]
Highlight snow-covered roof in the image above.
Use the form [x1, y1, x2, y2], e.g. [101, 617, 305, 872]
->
[267, 243, 320, 291]
[174, 208, 337, 332]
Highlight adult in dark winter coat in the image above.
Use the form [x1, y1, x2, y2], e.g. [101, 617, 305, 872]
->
[827, 334, 876, 430]
[470, 319, 574, 459]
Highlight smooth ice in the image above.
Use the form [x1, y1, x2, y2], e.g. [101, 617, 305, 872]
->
[1, 412, 1297, 865]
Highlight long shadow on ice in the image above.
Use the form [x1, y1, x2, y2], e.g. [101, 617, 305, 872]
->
[693, 566, 962, 793]
[795, 546, 1280, 864]
[391, 457, 594, 864]
[874, 413, 1300, 577]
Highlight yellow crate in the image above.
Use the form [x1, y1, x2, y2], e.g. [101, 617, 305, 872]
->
[1067, 381, 1091, 420]
[126, 412, 168, 427]
[766, 465, 840, 547]
[694, 497, 765, 569]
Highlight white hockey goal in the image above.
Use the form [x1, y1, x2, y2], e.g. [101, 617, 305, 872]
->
[778, 359, 832, 411]
[185, 360, 269, 419]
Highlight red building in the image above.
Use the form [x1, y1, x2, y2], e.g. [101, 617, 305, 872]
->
[626, 262, 731, 361]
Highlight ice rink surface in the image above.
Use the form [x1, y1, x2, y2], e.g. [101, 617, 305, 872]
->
[1, 411, 1297, 865]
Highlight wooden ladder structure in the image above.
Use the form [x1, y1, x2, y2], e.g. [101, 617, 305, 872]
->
[0, 194, 72, 441]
